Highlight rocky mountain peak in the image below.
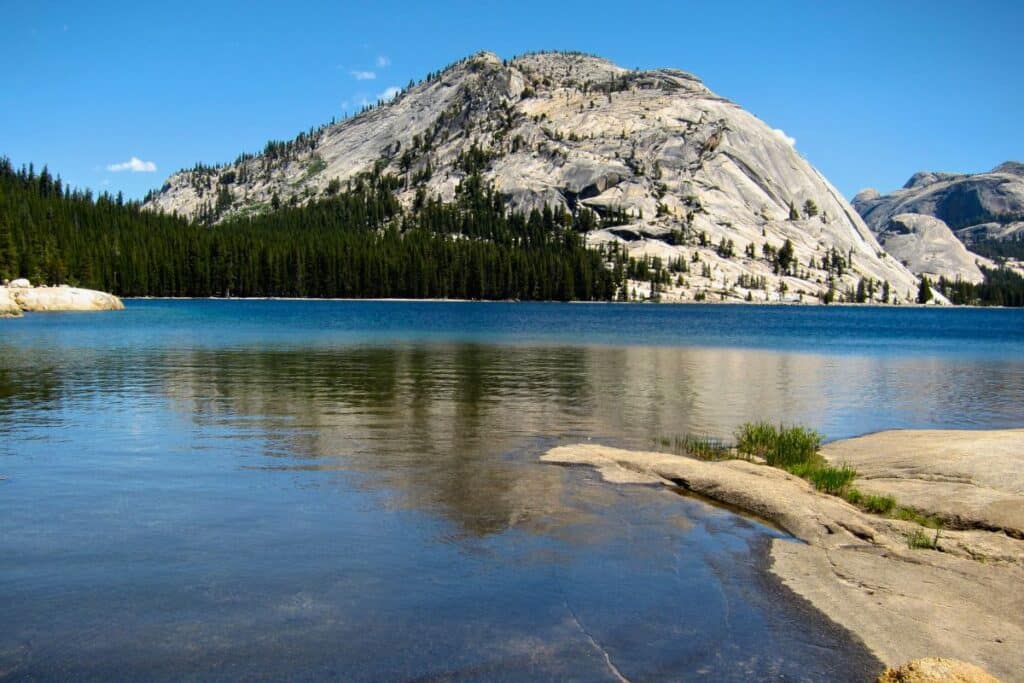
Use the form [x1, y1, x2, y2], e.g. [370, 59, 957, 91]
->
[855, 162, 1024, 245]
[903, 171, 963, 190]
[992, 161, 1024, 176]
[854, 161, 1024, 284]
[875, 213, 992, 284]
[144, 50, 920, 303]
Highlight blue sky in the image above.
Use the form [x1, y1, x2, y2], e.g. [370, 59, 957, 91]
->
[2, 1, 1021, 201]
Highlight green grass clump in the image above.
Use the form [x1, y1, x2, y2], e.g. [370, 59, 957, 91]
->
[682, 435, 732, 461]
[906, 528, 941, 550]
[654, 434, 733, 461]
[789, 463, 857, 495]
[661, 422, 945, 538]
[734, 421, 777, 459]
[843, 488, 897, 515]
[894, 506, 943, 529]
[735, 421, 822, 468]
[845, 489, 943, 531]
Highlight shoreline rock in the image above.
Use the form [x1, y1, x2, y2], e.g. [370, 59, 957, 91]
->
[876, 657, 999, 683]
[541, 436, 1023, 680]
[0, 287, 21, 317]
[0, 282, 124, 315]
[822, 429, 1024, 539]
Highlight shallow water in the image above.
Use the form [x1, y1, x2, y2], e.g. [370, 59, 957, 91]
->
[2, 301, 1022, 680]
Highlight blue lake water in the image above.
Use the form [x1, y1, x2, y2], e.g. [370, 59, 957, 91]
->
[2, 301, 1022, 680]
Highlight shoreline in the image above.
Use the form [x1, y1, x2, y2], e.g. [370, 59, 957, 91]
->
[1, 284, 124, 317]
[117, 295, 1014, 309]
[541, 430, 1024, 680]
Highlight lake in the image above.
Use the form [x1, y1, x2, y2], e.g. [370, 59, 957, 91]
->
[2, 301, 1022, 681]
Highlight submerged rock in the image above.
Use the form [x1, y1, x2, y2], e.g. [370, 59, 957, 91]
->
[541, 439, 1024, 680]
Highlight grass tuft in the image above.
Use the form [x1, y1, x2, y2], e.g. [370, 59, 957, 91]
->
[735, 421, 822, 468]
[906, 528, 942, 550]
[681, 434, 732, 461]
[661, 422, 944, 537]
[655, 434, 733, 461]
[733, 421, 777, 460]
[894, 506, 943, 529]
[843, 488, 897, 515]
[788, 463, 857, 495]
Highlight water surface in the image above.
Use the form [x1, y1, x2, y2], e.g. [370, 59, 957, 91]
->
[2, 301, 1022, 680]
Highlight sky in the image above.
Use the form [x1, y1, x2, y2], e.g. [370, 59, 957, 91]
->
[2, 0, 1022, 201]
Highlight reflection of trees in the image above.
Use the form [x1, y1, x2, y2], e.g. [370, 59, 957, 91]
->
[158, 345, 603, 537]
[155, 343, 1024, 534]
[3, 338, 1024, 533]
[0, 365, 64, 414]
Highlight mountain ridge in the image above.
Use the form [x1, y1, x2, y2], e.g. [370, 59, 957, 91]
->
[854, 162, 1024, 284]
[146, 50, 921, 303]
[854, 161, 1024, 242]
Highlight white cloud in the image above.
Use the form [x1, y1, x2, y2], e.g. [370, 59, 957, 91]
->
[341, 93, 372, 111]
[376, 55, 390, 68]
[772, 128, 796, 147]
[350, 70, 376, 80]
[377, 86, 400, 102]
[106, 156, 157, 173]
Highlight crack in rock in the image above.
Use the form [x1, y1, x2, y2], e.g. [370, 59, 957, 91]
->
[562, 600, 631, 683]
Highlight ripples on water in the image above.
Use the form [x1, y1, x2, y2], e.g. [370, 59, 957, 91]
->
[1, 301, 1022, 680]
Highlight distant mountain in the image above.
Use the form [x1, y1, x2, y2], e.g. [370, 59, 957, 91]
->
[872, 214, 994, 284]
[853, 162, 1024, 284]
[854, 161, 1024, 243]
[145, 50, 919, 303]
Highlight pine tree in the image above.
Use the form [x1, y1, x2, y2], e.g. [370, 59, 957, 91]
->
[0, 213, 17, 280]
[776, 239, 795, 275]
[788, 201, 799, 221]
[917, 276, 933, 304]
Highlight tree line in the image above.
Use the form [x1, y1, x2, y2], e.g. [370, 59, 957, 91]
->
[934, 268, 1024, 307]
[2, 155, 1022, 306]
[0, 157, 615, 301]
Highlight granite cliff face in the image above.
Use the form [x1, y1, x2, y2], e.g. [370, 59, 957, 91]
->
[874, 214, 992, 284]
[854, 163, 1024, 283]
[146, 51, 919, 302]
[855, 162, 1024, 245]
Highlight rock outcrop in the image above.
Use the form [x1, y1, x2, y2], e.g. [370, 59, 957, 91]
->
[855, 162, 1024, 245]
[873, 213, 993, 284]
[876, 658, 999, 683]
[0, 281, 124, 315]
[0, 287, 21, 317]
[541, 441, 1024, 680]
[145, 51, 920, 303]
[822, 429, 1024, 538]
